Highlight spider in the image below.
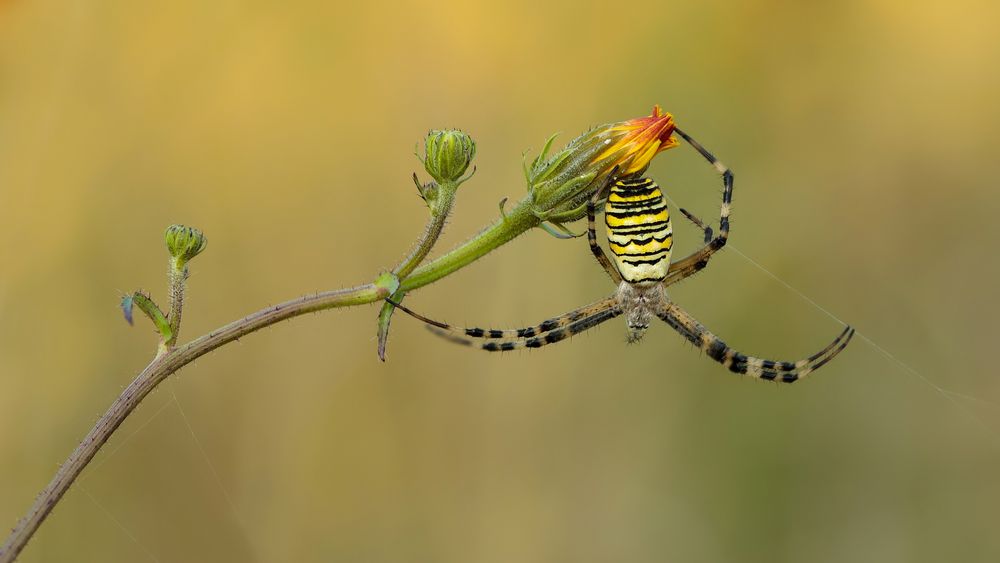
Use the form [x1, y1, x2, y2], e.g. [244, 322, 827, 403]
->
[391, 127, 854, 382]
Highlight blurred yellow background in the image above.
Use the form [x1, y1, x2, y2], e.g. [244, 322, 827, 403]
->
[2, 0, 999, 561]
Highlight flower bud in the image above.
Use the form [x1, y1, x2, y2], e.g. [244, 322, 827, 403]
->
[164, 225, 207, 267]
[422, 129, 476, 185]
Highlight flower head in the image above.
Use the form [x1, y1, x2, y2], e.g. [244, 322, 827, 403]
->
[526, 106, 679, 219]
[592, 105, 678, 175]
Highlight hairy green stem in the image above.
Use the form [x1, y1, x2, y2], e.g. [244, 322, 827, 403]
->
[166, 260, 187, 348]
[395, 185, 458, 279]
[401, 196, 539, 291]
[377, 182, 460, 359]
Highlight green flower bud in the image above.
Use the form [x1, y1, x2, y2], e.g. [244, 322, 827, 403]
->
[164, 225, 207, 267]
[422, 129, 476, 185]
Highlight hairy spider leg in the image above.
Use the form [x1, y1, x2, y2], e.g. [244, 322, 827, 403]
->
[678, 208, 713, 243]
[663, 127, 734, 287]
[657, 301, 854, 382]
[587, 167, 714, 282]
[389, 296, 621, 346]
[587, 170, 624, 284]
[471, 306, 622, 352]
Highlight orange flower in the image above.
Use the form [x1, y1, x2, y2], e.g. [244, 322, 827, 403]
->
[526, 106, 680, 218]
[592, 105, 679, 175]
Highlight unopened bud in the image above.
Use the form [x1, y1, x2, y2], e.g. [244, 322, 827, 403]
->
[164, 225, 207, 268]
[422, 129, 476, 185]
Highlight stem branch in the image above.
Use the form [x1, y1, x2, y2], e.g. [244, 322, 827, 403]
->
[0, 189, 544, 562]
[401, 197, 539, 291]
[394, 185, 457, 279]
[166, 260, 187, 347]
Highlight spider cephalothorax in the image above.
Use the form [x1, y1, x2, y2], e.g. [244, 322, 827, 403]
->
[391, 124, 853, 382]
[615, 281, 663, 343]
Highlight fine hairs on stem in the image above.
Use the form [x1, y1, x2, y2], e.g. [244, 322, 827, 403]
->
[2, 110, 680, 561]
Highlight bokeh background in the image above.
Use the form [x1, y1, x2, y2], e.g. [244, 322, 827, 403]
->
[2, 0, 1000, 561]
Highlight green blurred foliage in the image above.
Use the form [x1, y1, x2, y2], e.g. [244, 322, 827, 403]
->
[2, 0, 999, 561]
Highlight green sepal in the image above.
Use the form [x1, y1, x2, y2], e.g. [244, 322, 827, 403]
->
[541, 200, 589, 223]
[498, 197, 510, 221]
[412, 172, 432, 203]
[531, 147, 573, 186]
[531, 171, 597, 219]
[538, 221, 584, 239]
[530, 132, 561, 178]
[537, 132, 560, 163]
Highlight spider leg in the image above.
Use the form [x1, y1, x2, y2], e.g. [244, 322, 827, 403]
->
[588, 167, 623, 284]
[657, 301, 854, 382]
[678, 207, 713, 244]
[389, 296, 622, 351]
[663, 127, 733, 287]
[474, 305, 622, 352]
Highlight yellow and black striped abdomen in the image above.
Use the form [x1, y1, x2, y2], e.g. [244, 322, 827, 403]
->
[604, 177, 672, 284]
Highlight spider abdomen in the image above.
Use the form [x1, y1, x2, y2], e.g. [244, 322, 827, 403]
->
[604, 177, 673, 284]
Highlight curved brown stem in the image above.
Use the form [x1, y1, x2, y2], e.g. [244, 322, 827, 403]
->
[0, 284, 387, 563]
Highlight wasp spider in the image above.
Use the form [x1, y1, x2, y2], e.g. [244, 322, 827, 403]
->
[392, 128, 853, 382]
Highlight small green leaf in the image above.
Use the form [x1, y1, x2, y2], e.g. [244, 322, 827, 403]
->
[376, 289, 405, 362]
[123, 291, 173, 341]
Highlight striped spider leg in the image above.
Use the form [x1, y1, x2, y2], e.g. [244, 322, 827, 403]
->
[662, 127, 733, 287]
[390, 128, 853, 380]
[587, 169, 714, 283]
[390, 278, 852, 382]
[678, 208, 714, 244]
[586, 167, 625, 285]
[658, 301, 853, 382]
[389, 296, 622, 351]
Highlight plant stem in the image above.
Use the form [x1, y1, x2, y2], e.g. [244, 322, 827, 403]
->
[401, 196, 539, 291]
[0, 284, 384, 563]
[166, 260, 187, 347]
[377, 182, 460, 359]
[394, 185, 457, 279]
[0, 190, 545, 562]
